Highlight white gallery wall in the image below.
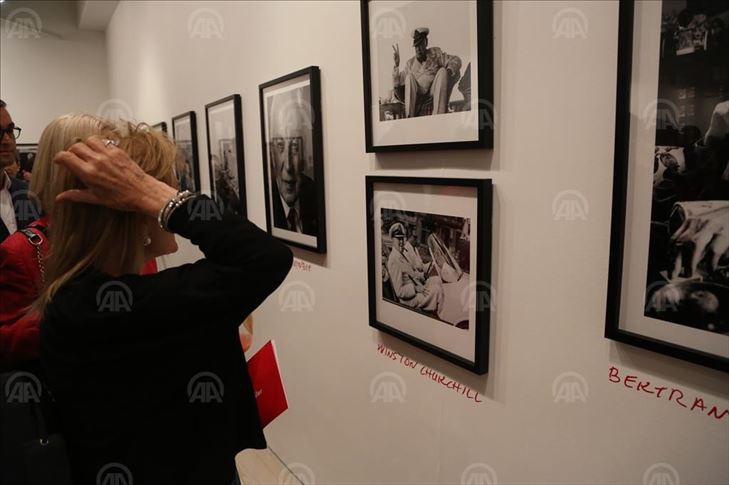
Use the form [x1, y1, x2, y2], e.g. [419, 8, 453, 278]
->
[73, 0, 729, 483]
[0, 1, 109, 141]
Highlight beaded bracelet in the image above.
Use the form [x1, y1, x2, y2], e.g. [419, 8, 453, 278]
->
[157, 190, 197, 232]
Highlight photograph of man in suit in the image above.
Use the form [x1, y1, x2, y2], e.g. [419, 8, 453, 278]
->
[392, 27, 462, 118]
[267, 87, 318, 236]
[0, 100, 35, 243]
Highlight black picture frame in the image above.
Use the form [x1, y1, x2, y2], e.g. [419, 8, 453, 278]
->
[360, 0, 493, 152]
[171, 111, 201, 193]
[205, 94, 247, 217]
[16, 143, 38, 174]
[259, 66, 327, 253]
[152, 121, 168, 133]
[366, 176, 492, 374]
[605, 0, 729, 373]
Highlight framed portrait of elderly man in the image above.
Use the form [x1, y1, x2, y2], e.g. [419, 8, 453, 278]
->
[259, 66, 326, 253]
[366, 176, 492, 374]
[360, 0, 493, 152]
[171, 111, 201, 194]
[606, 0, 729, 372]
[205, 95, 247, 216]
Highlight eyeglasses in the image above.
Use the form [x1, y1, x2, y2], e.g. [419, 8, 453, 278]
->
[0, 125, 22, 141]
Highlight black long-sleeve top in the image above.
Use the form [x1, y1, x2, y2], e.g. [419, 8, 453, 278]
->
[40, 196, 293, 485]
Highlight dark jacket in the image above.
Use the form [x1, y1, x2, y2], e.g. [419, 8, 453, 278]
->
[271, 174, 318, 237]
[0, 177, 37, 243]
[40, 196, 293, 485]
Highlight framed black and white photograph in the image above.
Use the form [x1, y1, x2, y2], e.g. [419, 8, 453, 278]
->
[16, 143, 37, 175]
[606, 0, 729, 372]
[171, 111, 201, 194]
[205, 94, 246, 216]
[260, 66, 326, 253]
[366, 176, 492, 374]
[152, 121, 168, 133]
[360, 0, 493, 152]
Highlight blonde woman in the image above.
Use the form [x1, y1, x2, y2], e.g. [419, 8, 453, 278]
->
[39, 125, 293, 485]
[0, 115, 156, 369]
[1, 114, 113, 369]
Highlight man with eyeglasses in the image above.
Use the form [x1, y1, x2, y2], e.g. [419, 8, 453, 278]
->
[0, 99, 33, 242]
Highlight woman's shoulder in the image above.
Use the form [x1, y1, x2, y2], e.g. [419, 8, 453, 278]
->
[45, 264, 191, 322]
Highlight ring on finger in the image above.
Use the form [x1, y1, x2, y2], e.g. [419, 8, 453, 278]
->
[103, 139, 118, 148]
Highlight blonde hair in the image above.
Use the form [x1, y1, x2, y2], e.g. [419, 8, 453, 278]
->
[31, 114, 116, 214]
[34, 121, 176, 315]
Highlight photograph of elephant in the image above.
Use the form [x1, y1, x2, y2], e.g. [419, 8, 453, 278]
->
[380, 208, 471, 329]
[643, 0, 729, 334]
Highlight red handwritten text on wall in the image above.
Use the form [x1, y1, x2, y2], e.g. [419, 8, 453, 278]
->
[377, 343, 483, 404]
[608, 366, 728, 422]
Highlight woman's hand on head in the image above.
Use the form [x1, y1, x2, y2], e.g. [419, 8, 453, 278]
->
[54, 136, 178, 218]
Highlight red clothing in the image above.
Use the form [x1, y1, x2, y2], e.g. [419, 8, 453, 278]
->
[0, 217, 158, 369]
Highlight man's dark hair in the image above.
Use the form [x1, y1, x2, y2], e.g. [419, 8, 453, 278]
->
[0, 99, 6, 109]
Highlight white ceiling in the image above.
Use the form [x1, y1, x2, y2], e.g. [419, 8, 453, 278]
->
[0, 0, 118, 33]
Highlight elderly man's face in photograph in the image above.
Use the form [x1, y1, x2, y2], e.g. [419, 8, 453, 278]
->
[270, 102, 308, 207]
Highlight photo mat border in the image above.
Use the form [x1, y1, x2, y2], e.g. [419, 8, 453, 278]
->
[259, 65, 327, 254]
[604, 0, 729, 373]
[366, 175, 492, 374]
[205, 94, 247, 217]
[171, 111, 201, 194]
[360, 0, 494, 152]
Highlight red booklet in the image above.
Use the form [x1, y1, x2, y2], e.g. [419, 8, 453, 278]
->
[246, 340, 288, 428]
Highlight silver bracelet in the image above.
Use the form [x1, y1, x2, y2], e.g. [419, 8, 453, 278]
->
[158, 190, 197, 232]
